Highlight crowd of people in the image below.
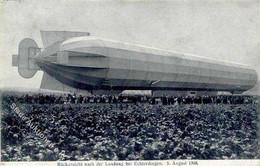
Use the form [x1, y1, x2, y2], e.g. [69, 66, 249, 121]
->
[3, 92, 258, 105]
[1, 92, 259, 161]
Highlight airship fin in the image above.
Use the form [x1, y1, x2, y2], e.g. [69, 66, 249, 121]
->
[13, 38, 41, 79]
[40, 72, 92, 95]
[40, 31, 90, 48]
[40, 72, 77, 92]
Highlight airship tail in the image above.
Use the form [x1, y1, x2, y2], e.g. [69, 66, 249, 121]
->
[12, 38, 40, 79]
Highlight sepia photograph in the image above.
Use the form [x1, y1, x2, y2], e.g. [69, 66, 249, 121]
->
[0, 0, 259, 165]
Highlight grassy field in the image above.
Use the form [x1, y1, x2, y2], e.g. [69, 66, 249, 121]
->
[1, 95, 260, 160]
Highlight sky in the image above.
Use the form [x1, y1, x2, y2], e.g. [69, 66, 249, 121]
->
[0, 0, 259, 90]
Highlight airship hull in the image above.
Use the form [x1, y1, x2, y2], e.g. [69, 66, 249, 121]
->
[12, 31, 258, 94]
[34, 36, 258, 93]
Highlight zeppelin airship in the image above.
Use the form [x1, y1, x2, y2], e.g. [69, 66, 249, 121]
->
[12, 31, 258, 95]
